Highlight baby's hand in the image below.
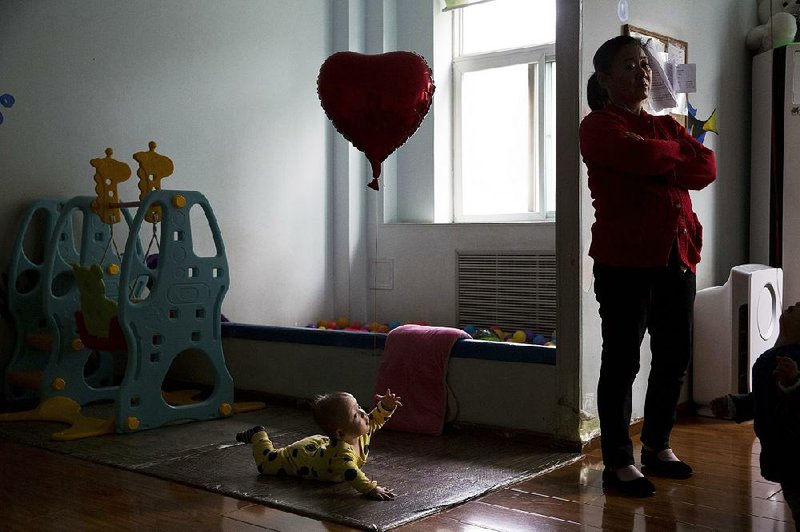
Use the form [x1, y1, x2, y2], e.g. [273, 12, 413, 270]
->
[774, 356, 799, 387]
[366, 485, 396, 501]
[376, 388, 403, 411]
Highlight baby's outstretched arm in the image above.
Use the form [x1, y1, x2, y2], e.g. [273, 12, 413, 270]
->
[375, 388, 403, 411]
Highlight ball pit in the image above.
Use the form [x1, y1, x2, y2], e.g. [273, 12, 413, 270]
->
[307, 318, 556, 346]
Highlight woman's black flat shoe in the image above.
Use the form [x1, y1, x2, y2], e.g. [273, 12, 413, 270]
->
[641, 449, 693, 479]
[602, 467, 655, 497]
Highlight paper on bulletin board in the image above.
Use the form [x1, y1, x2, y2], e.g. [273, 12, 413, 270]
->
[667, 41, 685, 65]
[666, 40, 696, 94]
[643, 41, 678, 112]
[626, 26, 690, 117]
[674, 64, 696, 93]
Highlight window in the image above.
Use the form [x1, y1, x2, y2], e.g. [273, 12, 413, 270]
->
[451, 0, 556, 222]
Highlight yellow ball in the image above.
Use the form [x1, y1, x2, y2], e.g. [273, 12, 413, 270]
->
[172, 194, 187, 208]
[512, 330, 526, 343]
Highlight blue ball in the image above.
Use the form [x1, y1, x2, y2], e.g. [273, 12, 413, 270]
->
[0, 94, 14, 109]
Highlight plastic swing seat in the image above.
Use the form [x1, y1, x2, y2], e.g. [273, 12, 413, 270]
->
[75, 311, 127, 352]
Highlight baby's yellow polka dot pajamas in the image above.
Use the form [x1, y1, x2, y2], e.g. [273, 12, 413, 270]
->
[248, 402, 394, 494]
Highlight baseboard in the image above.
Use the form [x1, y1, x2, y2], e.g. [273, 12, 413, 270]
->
[581, 401, 695, 454]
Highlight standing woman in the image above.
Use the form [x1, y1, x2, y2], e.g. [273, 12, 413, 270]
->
[579, 35, 716, 497]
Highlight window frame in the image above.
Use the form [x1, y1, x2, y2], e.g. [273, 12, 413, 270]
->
[451, 20, 556, 223]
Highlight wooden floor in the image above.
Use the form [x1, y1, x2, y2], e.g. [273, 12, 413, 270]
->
[1, 416, 795, 531]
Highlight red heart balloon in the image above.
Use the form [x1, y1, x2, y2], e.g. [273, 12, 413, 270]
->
[317, 51, 435, 190]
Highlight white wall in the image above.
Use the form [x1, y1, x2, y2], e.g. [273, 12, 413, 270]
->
[0, 0, 334, 335]
[350, 1, 756, 443]
[223, 337, 559, 433]
[0, 0, 759, 444]
[371, 222, 555, 326]
[362, 1, 558, 329]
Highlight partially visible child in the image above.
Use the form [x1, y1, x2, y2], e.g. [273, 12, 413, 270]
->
[711, 303, 800, 524]
[235, 388, 402, 500]
[752, 304, 800, 525]
[709, 391, 754, 423]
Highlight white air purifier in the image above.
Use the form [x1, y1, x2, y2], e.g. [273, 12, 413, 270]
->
[693, 264, 783, 412]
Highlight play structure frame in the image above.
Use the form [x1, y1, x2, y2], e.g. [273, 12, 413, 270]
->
[2, 142, 258, 439]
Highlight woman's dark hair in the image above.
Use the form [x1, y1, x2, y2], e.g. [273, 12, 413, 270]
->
[587, 35, 643, 111]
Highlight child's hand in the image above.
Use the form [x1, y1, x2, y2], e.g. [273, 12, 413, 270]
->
[376, 388, 402, 411]
[709, 395, 731, 419]
[774, 356, 799, 387]
[366, 485, 396, 500]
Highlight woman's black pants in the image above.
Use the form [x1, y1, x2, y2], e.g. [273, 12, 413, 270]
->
[593, 261, 696, 468]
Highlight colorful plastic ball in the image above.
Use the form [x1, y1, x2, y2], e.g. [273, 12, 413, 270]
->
[388, 320, 401, 330]
[512, 330, 526, 343]
[533, 334, 546, 345]
[473, 328, 500, 341]
[336, 317, 350, 328]
[307, 323, 317, 328]
[463, 325, 476, 336]
[0, 93, 15, 109]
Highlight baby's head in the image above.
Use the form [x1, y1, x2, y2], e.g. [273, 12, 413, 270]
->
[311, 391, 369, 440]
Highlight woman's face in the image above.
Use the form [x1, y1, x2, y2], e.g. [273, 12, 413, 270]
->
[598, 44, 651, 111]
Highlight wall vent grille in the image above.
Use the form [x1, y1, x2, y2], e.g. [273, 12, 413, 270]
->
[457, 251, 556, 335]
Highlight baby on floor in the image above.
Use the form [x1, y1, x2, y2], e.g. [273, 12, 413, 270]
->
[235, 388, 402, 500]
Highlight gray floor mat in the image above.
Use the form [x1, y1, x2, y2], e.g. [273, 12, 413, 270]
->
[0, 402, 578, 531]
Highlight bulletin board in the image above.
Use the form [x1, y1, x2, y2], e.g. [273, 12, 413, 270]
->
[623, 24, 689, 122]
[623, 25, 688, 64]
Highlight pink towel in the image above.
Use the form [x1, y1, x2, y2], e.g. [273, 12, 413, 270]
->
[374, 324, 471, 435]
